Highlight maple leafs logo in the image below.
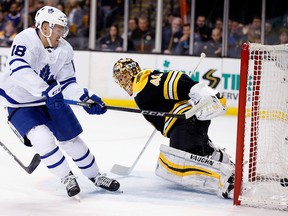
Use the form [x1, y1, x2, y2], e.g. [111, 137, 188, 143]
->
[39, 64, 54, 82]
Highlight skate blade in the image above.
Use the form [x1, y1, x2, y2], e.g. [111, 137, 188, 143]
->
[95, 187, 124, 194]
[114, 189, 123, 194]
[73, 195, 81, 202]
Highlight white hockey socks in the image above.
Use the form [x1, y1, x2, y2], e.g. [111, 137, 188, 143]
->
[59, 136, 99, 178]
[27, 125, 70, 179]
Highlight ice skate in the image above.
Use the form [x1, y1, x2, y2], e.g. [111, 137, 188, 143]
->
[90, 173, 120, 192]
[221, 174, 234, 199]
[61, 171, 80, 197]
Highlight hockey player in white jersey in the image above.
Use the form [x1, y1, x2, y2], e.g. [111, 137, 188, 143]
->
[0, 6, 120, 197]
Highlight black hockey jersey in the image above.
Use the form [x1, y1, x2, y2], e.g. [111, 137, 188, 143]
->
[133, 69, 198, 137]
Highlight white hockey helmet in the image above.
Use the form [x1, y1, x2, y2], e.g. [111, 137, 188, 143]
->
[35, 6, 69, 38]
[113, 58, 141, 96]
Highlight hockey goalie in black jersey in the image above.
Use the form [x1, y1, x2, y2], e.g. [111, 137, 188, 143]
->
[113, 58, 234, 199]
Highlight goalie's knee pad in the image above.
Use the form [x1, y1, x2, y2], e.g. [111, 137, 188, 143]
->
[155, 144, 235, 198]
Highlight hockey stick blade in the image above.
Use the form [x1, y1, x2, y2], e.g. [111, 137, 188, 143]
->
[110, 129, 157, 176]
[0, 141, 41, 174]
[23, 153, 41, 174]
[110, 164, 133, 176]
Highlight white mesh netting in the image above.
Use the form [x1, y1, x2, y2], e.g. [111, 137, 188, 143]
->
[239, 43, 288, 210]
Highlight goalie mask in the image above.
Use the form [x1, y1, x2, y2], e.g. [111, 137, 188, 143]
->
[35, 6, 69, 38]
[113, 58, 141, 96]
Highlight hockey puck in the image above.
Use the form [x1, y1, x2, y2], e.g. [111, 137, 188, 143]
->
[280, 178, 288, 187]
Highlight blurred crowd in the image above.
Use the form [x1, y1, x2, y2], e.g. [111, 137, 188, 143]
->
[0, 0, 288, 58]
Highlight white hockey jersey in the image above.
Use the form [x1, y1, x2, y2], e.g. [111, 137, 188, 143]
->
[0, 28, 84, 108]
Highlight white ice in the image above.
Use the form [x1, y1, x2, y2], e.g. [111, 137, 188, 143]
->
[0, 106, 286, 216]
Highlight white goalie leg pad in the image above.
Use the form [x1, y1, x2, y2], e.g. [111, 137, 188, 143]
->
[155, 144, 234, 198]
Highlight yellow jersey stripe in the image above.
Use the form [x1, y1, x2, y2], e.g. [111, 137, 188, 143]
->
[159, 153, 222, 186]
[163, 101, 191, 137]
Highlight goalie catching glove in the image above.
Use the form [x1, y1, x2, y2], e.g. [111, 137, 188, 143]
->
[79, 88, 107, 115]
[188, 82, 227, 120]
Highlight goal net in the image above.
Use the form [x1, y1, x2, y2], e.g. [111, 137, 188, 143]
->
[234, 42, 288, 210]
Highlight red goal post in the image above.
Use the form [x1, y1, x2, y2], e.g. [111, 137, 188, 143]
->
[234, 42, 288, 210]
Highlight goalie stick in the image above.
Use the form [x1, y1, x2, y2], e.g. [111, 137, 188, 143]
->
[110, 129, 157, 176]
[189, 52, 206, 76]
[0, 141, 41, 174]
[64, 96, 213, 120]
[109, 96, 214, 176]
[64, 97, 214, 176]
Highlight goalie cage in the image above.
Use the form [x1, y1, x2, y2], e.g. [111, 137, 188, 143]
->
[234, 42, 288, 211]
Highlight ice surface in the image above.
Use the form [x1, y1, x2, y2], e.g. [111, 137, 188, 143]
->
[0, 106, 287, 216]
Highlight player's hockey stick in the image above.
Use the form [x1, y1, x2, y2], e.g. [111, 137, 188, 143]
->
[109, 97, 215, 176]
[0, 141, 41, 174]
[110, 129, 157, 176]
[64, 96, 213, 120]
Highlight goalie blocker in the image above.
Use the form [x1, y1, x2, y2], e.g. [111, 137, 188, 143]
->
[155, 145, 235, 199]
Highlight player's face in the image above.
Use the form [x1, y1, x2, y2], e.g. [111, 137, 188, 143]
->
[50, 24, 66, 48]
[113, 71, 133, 95]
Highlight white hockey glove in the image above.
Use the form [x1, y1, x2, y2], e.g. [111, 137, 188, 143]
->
[188, 82, 227, 120]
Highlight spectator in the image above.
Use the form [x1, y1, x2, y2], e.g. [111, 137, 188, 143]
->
[264, 22, 278, 45]
[17, 8, 35, 32]
[175, 23, 190, 55]
[162, 17, 183, 54]
[26, 0, 39, 22]
[98, 24, 123, 51]
[127, 17, 138, 38]
[1, 1, 11, 15]
[99, 0, 118, 31]
[122, 18, 138, 52]
[67, 0, 83, 36]
[44, 0, 56, 7]
[279, 27, 288, 44]
[0, 10, 5, 31]
[193, 15, 211, 55]
[215, 18, 223, 31]
[0, 20, 17, 47]
[30, 1, 45, 20]
[162, 13, 175, 28]
[82, 0, 91, 17]
[203, 28, 222, 57]
[194, 15, 211, 42]
[227, 20, 244, 58]
[56, 2, 65, 12]
[4, 2, 21, 30]
[247, 16, 261, 43]
[82, 0, 90, 29]
[130, 15, 155, 52]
